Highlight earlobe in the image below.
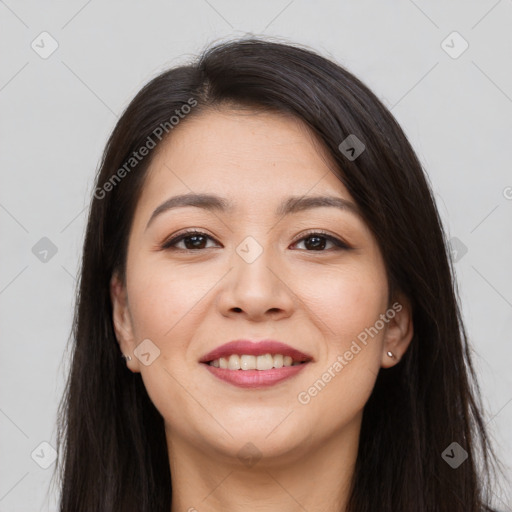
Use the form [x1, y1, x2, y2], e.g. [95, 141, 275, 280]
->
[381, 293, 414, 368]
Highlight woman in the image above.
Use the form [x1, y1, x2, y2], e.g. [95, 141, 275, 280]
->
[54, 37, 505, 511]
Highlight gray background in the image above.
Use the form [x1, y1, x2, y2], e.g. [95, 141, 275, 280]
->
[1, 1, 511, 510]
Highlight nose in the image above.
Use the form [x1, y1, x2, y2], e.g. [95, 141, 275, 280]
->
[216, 241, 296, 322]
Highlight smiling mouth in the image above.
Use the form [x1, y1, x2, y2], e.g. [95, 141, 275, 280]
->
[204, 353, 309, 370]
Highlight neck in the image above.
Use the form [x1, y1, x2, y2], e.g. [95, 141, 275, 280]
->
[167, 416, 361, 512]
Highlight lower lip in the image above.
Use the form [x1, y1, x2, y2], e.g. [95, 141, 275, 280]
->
[202, 363, 309, 388]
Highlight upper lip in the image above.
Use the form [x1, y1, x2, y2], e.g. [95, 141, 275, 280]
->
[199, 340, 313, 363]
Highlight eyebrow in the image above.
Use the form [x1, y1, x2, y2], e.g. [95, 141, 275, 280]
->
[145, 193, 360, 230]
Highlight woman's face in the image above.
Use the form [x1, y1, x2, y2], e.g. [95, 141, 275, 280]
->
[111, 108, 412, 465]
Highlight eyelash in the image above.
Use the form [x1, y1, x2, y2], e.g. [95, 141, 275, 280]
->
[160, 229, 351, 252]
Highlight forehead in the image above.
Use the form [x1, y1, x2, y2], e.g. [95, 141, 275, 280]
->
[137, 108, 353, 216]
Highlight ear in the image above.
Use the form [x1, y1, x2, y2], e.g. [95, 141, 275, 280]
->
[381, 292, 414, 368]
[110, 272, 140, 372]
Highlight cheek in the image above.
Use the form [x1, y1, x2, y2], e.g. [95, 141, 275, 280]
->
[293, 264, 387, 415]
[125, 258, 210, 342]
[297, 261, 388, 344]
[124, 260, 211, 430]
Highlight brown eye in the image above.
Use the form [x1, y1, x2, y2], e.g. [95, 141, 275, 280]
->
[162, 231, 219, 251]
[292, 232, 351, 251]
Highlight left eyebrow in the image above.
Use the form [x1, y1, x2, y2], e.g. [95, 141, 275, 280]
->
[145, 192, 361, 231]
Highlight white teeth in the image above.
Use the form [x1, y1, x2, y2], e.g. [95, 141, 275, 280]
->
[256, 354, 274, 370]
[208, 353, 305, 370]
[227, 354, 240, 370]
[273, 354, 283, 368]
[240, 355, 256, 370]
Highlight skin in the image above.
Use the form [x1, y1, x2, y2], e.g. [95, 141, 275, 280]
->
[111, 108, 414, 512]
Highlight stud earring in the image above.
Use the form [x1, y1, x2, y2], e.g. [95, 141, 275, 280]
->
[386, 351, 395, 359]
[121, 354, 132, 361]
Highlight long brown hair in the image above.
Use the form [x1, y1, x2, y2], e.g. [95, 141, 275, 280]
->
[54, 37, 504, 511]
